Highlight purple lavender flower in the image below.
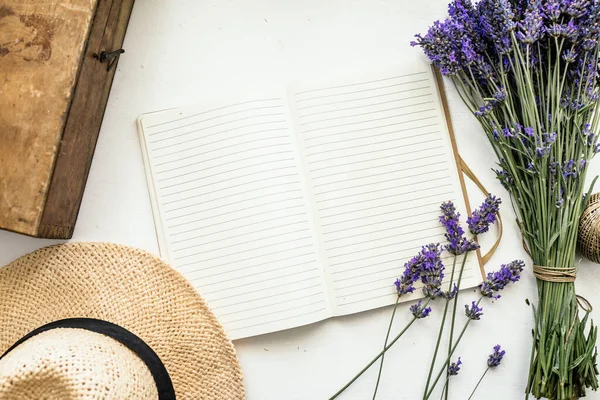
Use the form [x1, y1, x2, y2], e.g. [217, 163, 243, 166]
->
[411, 19, 464, 76]
[440, 201, 479, 255]
[467, 194, 501, 235]
[465, 301, 484, 320]
[442, 283, 458, 300]
[448, 357, 462, 375]
[394, 260, 420, 296]
[562, 49, 577, 63]
[412, 0, 490, 79]
[410, 300, 432, 319]
[583, 38, 597, 52]
[535, 147, 549, 157]
[494, 168, 514, 191]
[562, 159, 578, 179]
[479, 260, 525, 299]
[566, 0, 590, 19]
[583, 124, 598, 149]
[493, 87, 507, 102]
[548, 21, 578, 41]
[461, 37, 477, 65]
[474, 101, 498, 117]
[394, 277, 415, 296]
[395, 243, 445, 298]
[535, 132, 556, 158]
[516, 5, 544, 44]
[492, 129, 500, 141]
[549, 160, 559, 175]
[477, 0, 516, 54]
[524, 126, 534, 137]
[556, 194, 565, 208]
[544, 132, 558, 143]
[502, 127, 515, 138]
[419, 243, 446, 299]
[395, 244, 442, 296]
[544, 0, 561, 22]
[487, 345, 506, 368]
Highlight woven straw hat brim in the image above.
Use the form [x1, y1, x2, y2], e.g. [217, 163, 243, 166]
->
[0, 242, 245, 400]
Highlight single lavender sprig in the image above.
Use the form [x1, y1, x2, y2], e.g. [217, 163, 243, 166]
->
[439, 357, 462, 400]
[448, 357, 462, 375]
[433, 197, 498, 400]
[442, 283, 458, 300]
[440, 201, 479, 255]
[444, 195, 501, 400]
[420, 243, 445, 299]
[465, 301, 484, 320]
[487, 345, 506, 368]
[479, 260, 525, 299]
[410, 300, 433, 319]
[424, 202, 474, 399]
[468, 345, 506, 400]
[467, 194, 502, 235]
[394, 243, 444, 297]
[372, 244, 442, 400]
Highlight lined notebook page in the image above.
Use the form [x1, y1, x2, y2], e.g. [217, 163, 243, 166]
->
[138, 97, 331, 339]
[289, 67, 482, 316]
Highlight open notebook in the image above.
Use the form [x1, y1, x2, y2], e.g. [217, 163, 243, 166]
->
[138, 64, 485, 340]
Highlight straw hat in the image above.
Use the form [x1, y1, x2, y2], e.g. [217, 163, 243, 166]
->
[0, 242, 245, 399]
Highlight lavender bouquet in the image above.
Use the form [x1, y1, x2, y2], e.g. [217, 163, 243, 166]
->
[412, 1, 599, 398]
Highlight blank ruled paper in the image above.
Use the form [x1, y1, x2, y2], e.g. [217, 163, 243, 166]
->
[289, 68, 481, 316]
[138, 98, 330, 339]
[138, 64, 485, 339]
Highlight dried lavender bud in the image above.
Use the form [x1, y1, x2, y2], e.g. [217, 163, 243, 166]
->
[487, 345, 506, 368]
[410, 300, 432, 319]
[479, 260, 525, 299]
[467, 194, 501, 235]
[440, 201, 479, 255]
[448, 357, 462, 375]
[465, 301, 483, 320]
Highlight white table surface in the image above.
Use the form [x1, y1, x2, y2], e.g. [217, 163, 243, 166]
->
[2, 1, 600, 399]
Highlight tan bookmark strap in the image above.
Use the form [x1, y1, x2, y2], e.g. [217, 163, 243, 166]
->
[577, 295, 593, 312]
[533, 265, 577, 283]
[458, 157, 503, 265]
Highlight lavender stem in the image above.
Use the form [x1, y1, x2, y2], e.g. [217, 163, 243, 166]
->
[372, 295, 400, 400]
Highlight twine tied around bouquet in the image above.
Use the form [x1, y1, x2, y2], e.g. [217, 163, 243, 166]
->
[532, 265, 577, 283]
[578, 193, 600, 263]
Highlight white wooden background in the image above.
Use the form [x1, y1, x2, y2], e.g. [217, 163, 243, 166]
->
[2, 1, 600, 399]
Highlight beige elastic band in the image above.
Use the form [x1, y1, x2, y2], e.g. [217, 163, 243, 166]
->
[533, 265, 577, 283]
[434, 65, 502, 268]
[458, 157, 503, 265]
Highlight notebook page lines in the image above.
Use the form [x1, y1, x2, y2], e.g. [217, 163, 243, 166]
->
[290, 69, 479, 314]
[140, 98, 329, 339]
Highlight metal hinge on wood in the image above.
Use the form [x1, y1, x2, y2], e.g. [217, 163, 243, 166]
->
[93, 49, 125, 71]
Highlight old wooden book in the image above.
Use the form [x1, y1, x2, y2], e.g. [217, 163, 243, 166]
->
[0, 0, 135, 238]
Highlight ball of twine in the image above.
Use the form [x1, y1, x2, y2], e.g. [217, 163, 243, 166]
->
[578, 193, 600, 263]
